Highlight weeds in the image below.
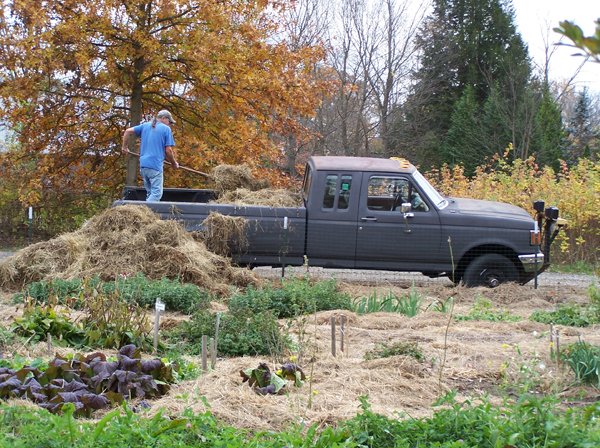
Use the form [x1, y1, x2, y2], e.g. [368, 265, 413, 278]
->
[364, 341, 424, 361]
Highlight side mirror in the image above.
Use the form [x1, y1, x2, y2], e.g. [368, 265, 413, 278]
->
[401, 203, 412, 214]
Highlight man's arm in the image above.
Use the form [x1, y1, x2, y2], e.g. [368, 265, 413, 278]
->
[165, 146, 179, 169]
[122, 127, 136, 154]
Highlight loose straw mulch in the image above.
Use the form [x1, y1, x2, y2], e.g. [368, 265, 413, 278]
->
[0, 205, 257, 294]
[214, 188, 302, 208]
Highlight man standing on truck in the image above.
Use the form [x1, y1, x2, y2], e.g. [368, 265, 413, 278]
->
[121, 109, 179, 202]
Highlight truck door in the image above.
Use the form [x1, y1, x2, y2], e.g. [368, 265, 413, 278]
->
[354, 173, 442, 270]
[305, 171, 361, 268]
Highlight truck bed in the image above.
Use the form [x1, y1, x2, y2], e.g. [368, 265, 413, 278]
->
[113, 187, 307, 267]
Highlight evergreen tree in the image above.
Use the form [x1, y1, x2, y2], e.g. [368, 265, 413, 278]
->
[565, 88, 597, 163]
[533, 87, 564, 170]
[442, 86, 483, 173]
[394, 0, 532, 168]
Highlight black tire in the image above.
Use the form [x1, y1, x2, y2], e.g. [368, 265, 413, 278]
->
[462, 254, 518, 287]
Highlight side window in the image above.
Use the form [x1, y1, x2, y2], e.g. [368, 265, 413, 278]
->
[338, 175, 352, 210]
[322, 174, 353, 210]
[367, 176, 429, 212]
[367, 176, 408, 211]
[322, 175, 337, 209]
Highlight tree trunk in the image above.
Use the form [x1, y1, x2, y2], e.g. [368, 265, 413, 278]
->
[126, 60, 145, 186]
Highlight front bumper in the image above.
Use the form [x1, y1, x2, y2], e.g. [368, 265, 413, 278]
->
[519, 253, 545, 273]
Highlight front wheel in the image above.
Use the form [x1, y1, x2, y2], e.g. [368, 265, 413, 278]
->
[462, 254, 518, 287]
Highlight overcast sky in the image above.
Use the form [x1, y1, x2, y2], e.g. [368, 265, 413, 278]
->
[511, 0, 599, 92]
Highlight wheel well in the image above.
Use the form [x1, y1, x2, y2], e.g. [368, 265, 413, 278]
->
[456, 245, 520, 279]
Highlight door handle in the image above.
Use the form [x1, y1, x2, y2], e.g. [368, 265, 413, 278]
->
[360, 217, 378, 222]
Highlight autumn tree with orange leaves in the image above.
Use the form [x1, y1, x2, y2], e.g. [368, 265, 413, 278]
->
[0, 0, 330, 214]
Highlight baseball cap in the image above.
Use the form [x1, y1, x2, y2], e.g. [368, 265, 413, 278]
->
[157, 109, 176, 124]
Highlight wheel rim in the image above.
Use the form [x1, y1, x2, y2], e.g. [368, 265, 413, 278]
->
[480, 268, 503, 288]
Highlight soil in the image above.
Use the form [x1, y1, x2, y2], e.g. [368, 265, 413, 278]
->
[1, 277, 598, 431]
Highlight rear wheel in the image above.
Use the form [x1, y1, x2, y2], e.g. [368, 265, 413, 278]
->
[463, 254, 518, 287]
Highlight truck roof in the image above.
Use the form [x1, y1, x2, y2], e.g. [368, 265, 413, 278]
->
[308, 156, 416, 174]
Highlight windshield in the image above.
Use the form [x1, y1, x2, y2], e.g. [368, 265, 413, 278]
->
[412, 170, 448, 210]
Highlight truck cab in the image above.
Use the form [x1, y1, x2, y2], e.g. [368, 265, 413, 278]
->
[302, 156, 561, 286]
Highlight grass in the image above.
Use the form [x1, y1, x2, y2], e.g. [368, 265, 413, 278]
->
[548, 261, 598, 276]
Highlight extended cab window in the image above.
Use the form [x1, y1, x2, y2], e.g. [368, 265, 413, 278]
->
[322, 174, 353, 210]
[367, 176, 428, 212]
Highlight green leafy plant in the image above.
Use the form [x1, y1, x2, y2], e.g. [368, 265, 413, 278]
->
[12, 303, 85, 346]
[162, 352, 201, 382]
[228, 278, 352, 319]
[455, 297, 520, 322]
[562, 341, 600, 387]
[0, 326, 15, 349]
[531, 285, 600, 327]
[353, 287, 423, 317]
[81, 288, 152, 351]
[530, 303, 594, 327]
[364, 341, 424, 361]
[240, 361, 306, 395]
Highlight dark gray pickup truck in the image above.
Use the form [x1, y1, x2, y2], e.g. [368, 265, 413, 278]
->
[114, 156, 563, 287]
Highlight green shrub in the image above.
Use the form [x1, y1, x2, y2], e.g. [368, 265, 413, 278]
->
[168, 309, 290, 357]
[455, 297, 520, 322]
[364, 341, 424, 361]
[13, 278, 83, 304]
[13, 274, 211, 313]
[104, 274, 212, 313]
[562, 341, 600, 387]
[228, 278, 352, 319]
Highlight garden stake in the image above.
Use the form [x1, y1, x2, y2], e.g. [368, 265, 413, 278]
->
[47, 333, 52, 356]
[210, 337, 216, 369]
[153, 298, 165, 354]
[201, 335, 208, 371]
[331, 316, 336, 357]
[340, 315, 346, 353]
[555, 331, 560, 364]
[213, 313, 221, 368]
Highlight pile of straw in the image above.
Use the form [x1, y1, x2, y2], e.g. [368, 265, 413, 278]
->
[196, 212, 248, 257]
[0, 205, 257, 294]
[211, 164, 270, 194]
